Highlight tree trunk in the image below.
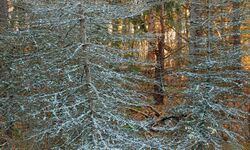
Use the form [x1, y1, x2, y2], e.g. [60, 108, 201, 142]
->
[231, 2, 241, 47]
[230, 1, 241, 69]
[154, 5, 165, 104]
[147, 9, 155, 61]
[0, 0, 8, 31]
[176, 7, 183, 67]
[78, 3, 97, 147]
[189, 0, 204, 63]
[0, 0, 12, 100]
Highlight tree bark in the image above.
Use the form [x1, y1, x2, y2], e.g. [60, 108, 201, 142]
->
[230, 1, 242, 69]
[231, 2, 241, 47]
[0, 0, 8, 31]
[154, 5, 165, 104]
[189, 0, 204, 62]
[176, 7, 183, 67]
[147, 9, 156, 61]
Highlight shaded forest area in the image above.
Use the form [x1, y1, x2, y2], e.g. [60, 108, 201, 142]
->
[0, 0, 249, 149]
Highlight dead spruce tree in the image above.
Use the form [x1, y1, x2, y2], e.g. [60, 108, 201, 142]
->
[4, 0, 164, 149]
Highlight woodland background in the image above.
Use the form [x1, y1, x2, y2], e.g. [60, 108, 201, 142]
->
[0, 0, 249, 149]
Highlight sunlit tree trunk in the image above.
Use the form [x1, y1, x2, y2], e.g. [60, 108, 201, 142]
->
[147, 9, 156, 67]
[230, 1, 249, 137]
[230, 1, 242, 69]
[176, 7, 183, 68]
[185, 2, 189, 42]
[231, 1, 241, 47]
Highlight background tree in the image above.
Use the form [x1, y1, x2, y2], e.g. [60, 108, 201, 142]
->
[166, 0, 249, 149]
